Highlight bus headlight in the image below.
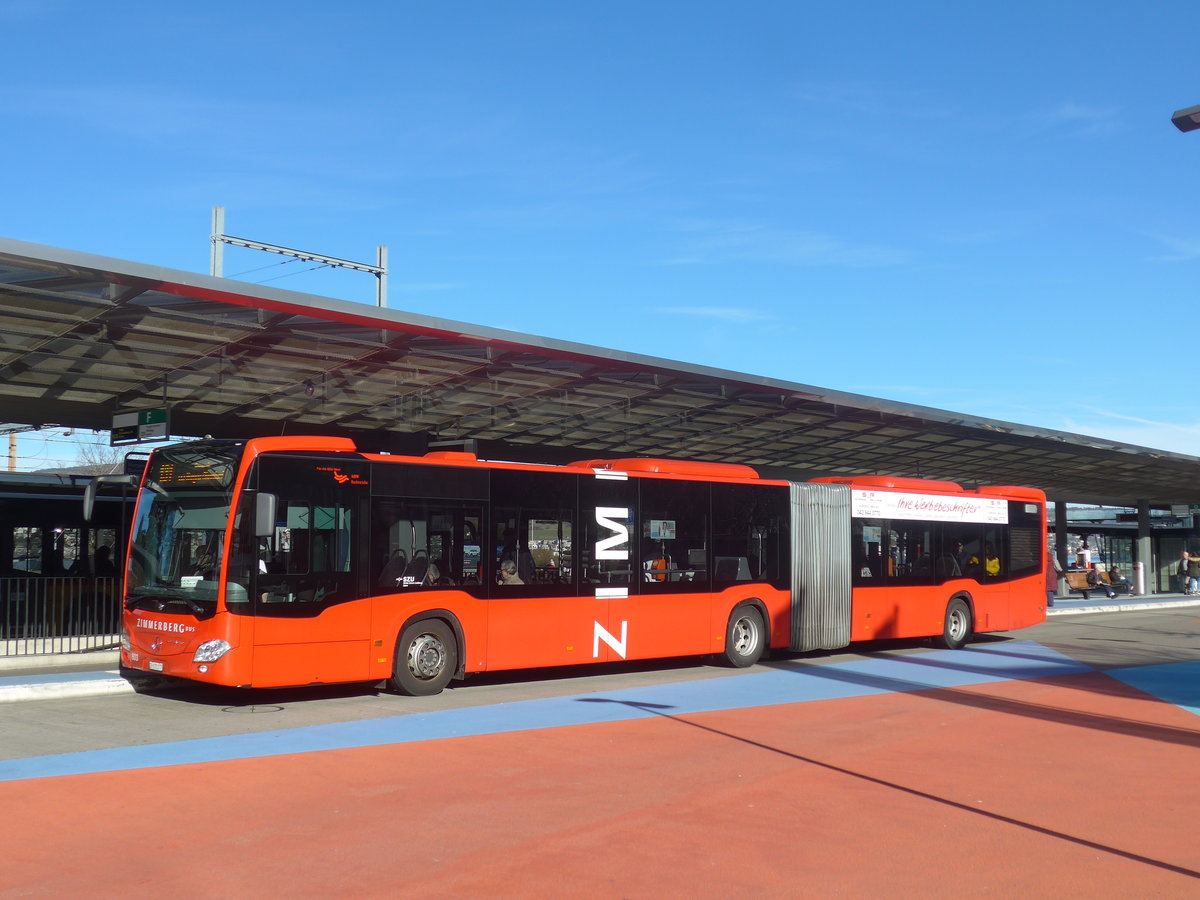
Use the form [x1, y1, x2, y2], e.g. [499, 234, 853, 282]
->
[120, 625, 131, 653]
[193, 640, 232, 663]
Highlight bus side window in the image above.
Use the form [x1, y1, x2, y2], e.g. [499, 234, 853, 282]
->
[489, 469, 577, 596]
[371, 499, 485, 593]
[887, 520, 936, 585]
[851, 519, 884, 583]
[712, 483, 789, 589]
[639, 478, 708, 592]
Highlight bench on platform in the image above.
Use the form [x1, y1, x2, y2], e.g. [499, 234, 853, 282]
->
[1064, 570, 1121, 599]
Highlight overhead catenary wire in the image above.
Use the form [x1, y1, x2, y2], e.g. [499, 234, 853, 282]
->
[255, 262, 334, 285]
[226, 258, 301, 279]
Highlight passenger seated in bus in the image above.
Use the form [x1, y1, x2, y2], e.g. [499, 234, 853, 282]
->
[423, 562, 452, 587]
[499, 528, 535, 582]
[498, 558, 524, 585]
[984, 543, 1000, 577]
[642, 539, 672, 581]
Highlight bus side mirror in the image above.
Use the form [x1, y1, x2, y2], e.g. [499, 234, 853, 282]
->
[83, 474, 138, 521]
[255, 492, 277, 538]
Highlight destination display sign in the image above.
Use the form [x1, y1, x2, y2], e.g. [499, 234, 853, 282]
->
[851, 489, 1008, 524]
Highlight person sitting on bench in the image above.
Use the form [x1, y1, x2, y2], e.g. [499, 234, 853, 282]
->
[1107, 565, 1133, 595]
[1086, 565, 1116, 600]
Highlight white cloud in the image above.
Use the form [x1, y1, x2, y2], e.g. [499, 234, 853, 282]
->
[1148, 234, 1200, 263]
[393, 282, 463, 293]
[654, 306, 772, 322]
[791, 82, 951, 121]
[665, 219, 910, 268]
[0, 0, 61, 19]
[849, 384, 977, 403]
[1052, 102, 1115, 121]
[981, 405, 1200, 456]
[1041, 101, 1120, 136]
[853, 392, 1200, 457]
[1057, 408, 1200, 456]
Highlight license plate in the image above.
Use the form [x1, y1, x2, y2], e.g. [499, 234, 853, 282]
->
[148, 661, 164, 672]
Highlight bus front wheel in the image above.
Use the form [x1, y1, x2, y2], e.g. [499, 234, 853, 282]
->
[938, 597, 973, 650]
[390, 619, 457, 696]
[722, 605, 766, 667]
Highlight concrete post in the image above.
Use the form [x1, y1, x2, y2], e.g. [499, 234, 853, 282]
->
[1137, 500, 1152, 593]
[1054, 501, 1069, 598]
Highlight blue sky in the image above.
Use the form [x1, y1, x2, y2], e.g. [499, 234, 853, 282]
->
[5, 0, 1200, 467]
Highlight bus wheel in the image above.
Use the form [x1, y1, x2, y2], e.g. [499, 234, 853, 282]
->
[723, 605, 766, 667]
[390, 619, 457, 696]
[938, 597, 973, 650]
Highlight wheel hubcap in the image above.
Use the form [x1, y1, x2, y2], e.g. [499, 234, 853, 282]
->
[733, 616, 757, 655]
[407, 634, 446, 680]
[949, 609, 966, 640]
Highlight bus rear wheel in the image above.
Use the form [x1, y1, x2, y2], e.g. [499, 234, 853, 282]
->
[937, 597, 973, 650]
[722, 605, 766, 667]
[389, 619, 456, 696]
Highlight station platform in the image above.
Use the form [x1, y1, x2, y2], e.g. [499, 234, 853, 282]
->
[2, 592, 1198, 704]
[1047, 590, 1200, 616]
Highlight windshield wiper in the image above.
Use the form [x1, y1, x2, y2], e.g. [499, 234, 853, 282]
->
[161, 596, 207, 615]
[124, 593, 209, 616]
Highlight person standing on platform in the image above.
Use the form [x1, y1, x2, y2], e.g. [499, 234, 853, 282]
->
[1046, 552, 1061, 606]
[1187, 553, 1200, 595]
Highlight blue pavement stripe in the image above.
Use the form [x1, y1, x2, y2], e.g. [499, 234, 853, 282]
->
[0, 641, 1090, 783]
[0, 670, 120, 687]
[1108, 661, 1200, 716]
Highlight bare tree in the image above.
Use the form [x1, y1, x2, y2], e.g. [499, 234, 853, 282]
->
[73, 437, 126, 474]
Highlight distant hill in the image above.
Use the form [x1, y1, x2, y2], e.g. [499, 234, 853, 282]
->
[30, 463, 123, 476]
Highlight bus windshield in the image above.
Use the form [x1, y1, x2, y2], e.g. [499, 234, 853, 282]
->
[125, 441, 244, 617]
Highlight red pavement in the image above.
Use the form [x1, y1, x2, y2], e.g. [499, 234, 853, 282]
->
[3, 671, 1198, 898]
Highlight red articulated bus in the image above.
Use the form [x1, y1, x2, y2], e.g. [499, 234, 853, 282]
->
[99, 436, 1046, 695]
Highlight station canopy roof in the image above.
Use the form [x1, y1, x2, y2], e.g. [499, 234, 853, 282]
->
[0, 236, 1196, 506]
